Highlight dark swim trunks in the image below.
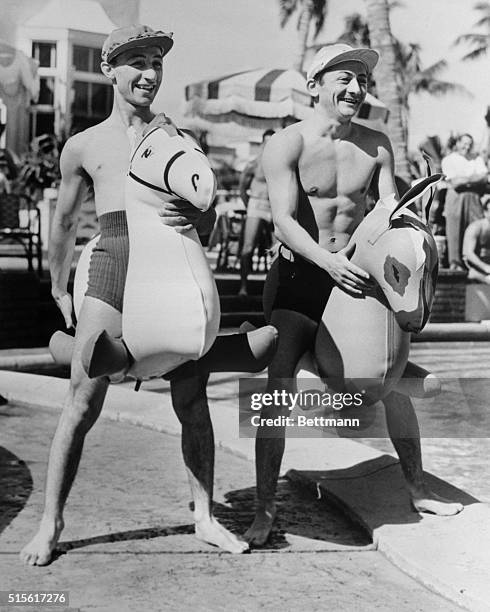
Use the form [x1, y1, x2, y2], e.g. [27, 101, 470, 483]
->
[85, 210, 129, 313]
[263, 246, 336, 324]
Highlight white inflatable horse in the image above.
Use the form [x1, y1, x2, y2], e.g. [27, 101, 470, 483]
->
[297, 173, 443, 405]
[51, 115, 277, 380]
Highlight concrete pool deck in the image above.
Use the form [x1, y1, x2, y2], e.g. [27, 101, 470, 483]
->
[0, 368, 489, 611]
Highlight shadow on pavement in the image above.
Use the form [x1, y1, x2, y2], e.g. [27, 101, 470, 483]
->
[290, 454, 480, 533]
[57, 523, 195, 556]
[0, 445, 33, 536]
[219, 477, 371, 550]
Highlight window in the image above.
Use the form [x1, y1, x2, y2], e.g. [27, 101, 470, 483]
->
[29, 111, 55, 138]
[38, 77, 55, 106]
[32, 42, 56, 68]
[71, 80, 113, 132]
[73, 45, 102, 73]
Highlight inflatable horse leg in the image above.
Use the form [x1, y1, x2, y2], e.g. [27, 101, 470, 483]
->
[50, 325, 278, 377]
[81, 325, 278, 379]
[81, 330, 130, 379]
[197, 325, 278, 374]
[394, 361, 441, 398]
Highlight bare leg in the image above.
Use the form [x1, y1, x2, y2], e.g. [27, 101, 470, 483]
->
[239, 217, 264, 296]
[20, 297, 121, 565]
[170, 364, 248, 553]
[383, 391, 463, 516]
[245, 309, 317, 546]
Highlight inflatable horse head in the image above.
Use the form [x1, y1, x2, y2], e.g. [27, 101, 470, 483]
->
[350, 174, 442, 333]
[128, 114, 217, 211]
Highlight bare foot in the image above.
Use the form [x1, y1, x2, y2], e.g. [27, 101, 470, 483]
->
[20, 519, 64, 566]
[195, 517, 249, 553]
[238, 286, 248, 298]
[244, 502, 276, 546]
[411, 489, 463, 516]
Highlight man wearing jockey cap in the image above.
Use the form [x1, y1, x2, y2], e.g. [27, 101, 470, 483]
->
[246, 43, 463, 546]
[21, 25, 249, 565]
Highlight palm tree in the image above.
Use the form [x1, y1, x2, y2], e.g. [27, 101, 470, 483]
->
[394, 42, 470, 143]
[279, 0, 329, 71]
[365, 0, 411, 182]
[340, 15, 469, 145]
[454, 2, 490, 60]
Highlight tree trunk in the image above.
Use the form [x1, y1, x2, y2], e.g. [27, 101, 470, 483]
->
[365, 0, 411, 183]
[292, 0, 313, 72]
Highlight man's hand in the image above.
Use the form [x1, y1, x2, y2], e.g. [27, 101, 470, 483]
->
[158, 199, 202, 233]
[317, 243, 374, 296]
[52, 289, 74, 329]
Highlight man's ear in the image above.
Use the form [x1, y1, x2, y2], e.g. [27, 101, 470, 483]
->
[100, 61, 116, 83]
[306, 77, 319, 103]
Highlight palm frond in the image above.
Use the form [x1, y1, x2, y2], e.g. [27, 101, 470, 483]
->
[454, 32, 490, 45]
[463, 45, 489, 60]
[311, 0, 328, 38]
[412, 77, 472, 97]
[473, 2, 490, 12]
[475, 15, 490, 27]
[418, 59, 448, 79]
[279, 0, 298, 28]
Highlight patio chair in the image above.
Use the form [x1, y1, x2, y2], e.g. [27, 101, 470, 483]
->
[0, 192, 42, 275]
[214, 209, 246, 272]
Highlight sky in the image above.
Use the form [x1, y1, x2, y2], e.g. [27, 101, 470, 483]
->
[138, 0, 490, 151]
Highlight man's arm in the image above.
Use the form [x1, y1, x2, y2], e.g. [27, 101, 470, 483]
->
[463, 222, 490, 274]
[49, 135, 88, 328]
[263, 130, 370, 295]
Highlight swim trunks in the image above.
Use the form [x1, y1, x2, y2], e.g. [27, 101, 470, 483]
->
[247, 196, 273, 223]
[263, 245, 336, 323]
[85, 210, 129, 312]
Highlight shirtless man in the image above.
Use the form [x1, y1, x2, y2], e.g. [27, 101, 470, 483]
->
[20, 25, 248, 565]
[238, 129, 275, 296]
[463, 197, 490, 283]
[245, 44, 463, 546]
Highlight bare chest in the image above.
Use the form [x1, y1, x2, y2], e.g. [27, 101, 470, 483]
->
[298, 138, 377, 199]
[82, 131, 132, 189]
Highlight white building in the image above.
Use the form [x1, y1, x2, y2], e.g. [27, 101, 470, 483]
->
[0, 0, 139, 152]
[17, 0, 118, 142]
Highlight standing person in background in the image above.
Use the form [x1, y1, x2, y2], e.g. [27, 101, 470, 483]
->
[441, 133, 489, 271]
[463, 197, 490, 283]
[238, 129, 275, 296]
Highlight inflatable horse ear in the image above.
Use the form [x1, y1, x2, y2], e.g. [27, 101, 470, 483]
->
[350, 166, 444, 334]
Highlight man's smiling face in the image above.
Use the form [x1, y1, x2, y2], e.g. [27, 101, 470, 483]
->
[110, 46, 164, 106]
[313, 60, 368, 121]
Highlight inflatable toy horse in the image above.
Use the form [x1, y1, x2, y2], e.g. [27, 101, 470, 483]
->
[50, 115, 277, 380]
[297, 172, 443, 405]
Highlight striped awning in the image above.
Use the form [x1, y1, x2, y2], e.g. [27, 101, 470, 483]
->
[184, 68, 389, 130]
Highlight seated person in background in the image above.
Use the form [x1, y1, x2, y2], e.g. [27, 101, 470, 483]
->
[463, 197, 490, 284]
[238, 129, 275, 296]
[441, 133, 489, 271]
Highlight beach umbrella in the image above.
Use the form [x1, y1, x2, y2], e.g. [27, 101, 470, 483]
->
[184, 68, 389, 131]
